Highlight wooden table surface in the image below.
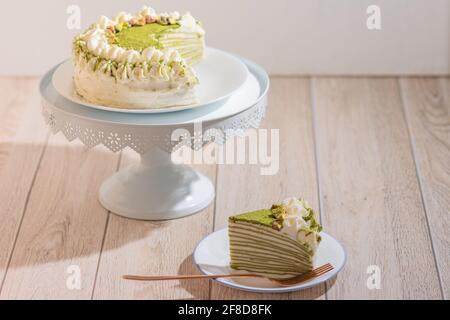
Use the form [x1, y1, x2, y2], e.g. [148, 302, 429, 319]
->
[0, 76, 448, 300]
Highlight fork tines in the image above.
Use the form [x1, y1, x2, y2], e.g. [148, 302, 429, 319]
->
[278, 263, 334, 286]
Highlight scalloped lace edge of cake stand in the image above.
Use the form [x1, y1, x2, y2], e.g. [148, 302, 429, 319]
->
[42, 101, 267, 154]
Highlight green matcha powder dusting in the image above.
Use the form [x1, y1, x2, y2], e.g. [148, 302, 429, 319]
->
[229, 199, 323, 234]
[113, 24, 180, 51]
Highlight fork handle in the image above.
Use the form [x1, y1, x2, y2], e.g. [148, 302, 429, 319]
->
[123, 274, 264, 281]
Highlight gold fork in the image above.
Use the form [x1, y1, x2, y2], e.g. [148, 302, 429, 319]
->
[123, 263, 334, 287]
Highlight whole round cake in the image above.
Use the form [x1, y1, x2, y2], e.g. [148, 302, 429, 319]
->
[72, 6, 205, 109]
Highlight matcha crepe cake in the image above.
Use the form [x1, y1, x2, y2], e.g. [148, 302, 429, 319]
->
[228, 198, 322, 279]
[72, 6, 205, 109]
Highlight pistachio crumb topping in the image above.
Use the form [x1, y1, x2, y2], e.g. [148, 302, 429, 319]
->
[269, 204, 287, 230]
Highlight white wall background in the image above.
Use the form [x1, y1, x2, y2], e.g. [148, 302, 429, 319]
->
[0, 0, 448, 76]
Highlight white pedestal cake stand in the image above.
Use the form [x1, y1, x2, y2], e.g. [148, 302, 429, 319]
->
[40, 56, 269, 221]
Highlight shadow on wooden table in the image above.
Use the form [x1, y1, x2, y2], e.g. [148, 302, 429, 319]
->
[0, 140, 216, 298]
[0, 142, 165, 269]
[177, 255, 336, 300]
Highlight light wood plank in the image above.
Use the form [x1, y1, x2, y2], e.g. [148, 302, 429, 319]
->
[312, 77, 442, 299]
[400, 77, 449, 299]
[1, 76, 446, 300]
[211, 78, 325, 300]
[92, 150, 216, 300]
[0, 78, 49, 291]
[0, 135, 119, 299]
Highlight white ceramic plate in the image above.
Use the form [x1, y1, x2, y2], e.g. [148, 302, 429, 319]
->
[52, 48, 249, 114]
[194, 228, 346, 293]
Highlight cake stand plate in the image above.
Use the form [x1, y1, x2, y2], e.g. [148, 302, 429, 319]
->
[40, 51, 269, 221]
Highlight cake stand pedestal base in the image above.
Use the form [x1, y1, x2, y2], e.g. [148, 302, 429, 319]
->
[99, 148, 215, 221]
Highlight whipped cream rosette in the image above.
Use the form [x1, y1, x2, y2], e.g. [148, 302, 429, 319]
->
[72, 6, 205, 109]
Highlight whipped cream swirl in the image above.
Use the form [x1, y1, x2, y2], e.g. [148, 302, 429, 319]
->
[279, 198, 321, 252]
